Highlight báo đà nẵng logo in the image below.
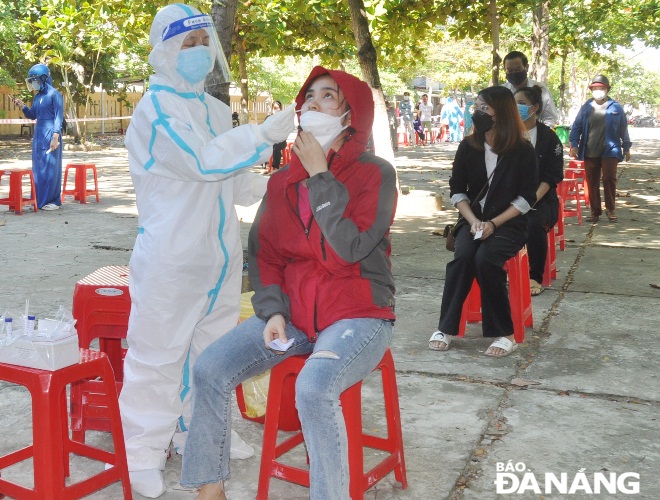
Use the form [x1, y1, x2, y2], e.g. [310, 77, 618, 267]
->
[494, 462, 640, 495]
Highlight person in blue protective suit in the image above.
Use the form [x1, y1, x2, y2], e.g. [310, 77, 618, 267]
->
[119, 4, 296, 498]
[440, 96, 464, 142]
[13, 64, 64, 210]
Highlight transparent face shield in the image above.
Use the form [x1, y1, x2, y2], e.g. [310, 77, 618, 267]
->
[161, 13, 232, 84]
[25, 76, 43, 91]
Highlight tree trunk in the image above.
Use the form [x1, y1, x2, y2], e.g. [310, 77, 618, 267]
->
[559, 48, 568, 117]
[487, 0, 501, 86]
[207, 0, 238, 106]
[530, 0, 550, 83]
[346, 0, 394, 165]
[235, 28, 250, 124]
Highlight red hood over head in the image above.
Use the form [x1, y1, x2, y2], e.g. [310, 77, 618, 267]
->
[295, 66, 374, 158]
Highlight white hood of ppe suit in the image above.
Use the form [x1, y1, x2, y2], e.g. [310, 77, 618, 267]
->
[148, 3, 216, 93]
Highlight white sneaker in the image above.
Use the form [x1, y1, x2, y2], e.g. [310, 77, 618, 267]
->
[129, 468, 166, 498]
[230, 429, 254, 459]
[41, 203, 60, 211]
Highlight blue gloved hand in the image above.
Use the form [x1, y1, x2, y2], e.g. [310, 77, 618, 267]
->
[258, 103, 296, 144]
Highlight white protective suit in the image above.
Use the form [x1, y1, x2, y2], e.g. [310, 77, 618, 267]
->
[120, 3, 285, 472]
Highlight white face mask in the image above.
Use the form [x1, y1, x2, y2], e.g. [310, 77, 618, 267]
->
[299, 110, 350, 152]
[592, 89, 608, 100]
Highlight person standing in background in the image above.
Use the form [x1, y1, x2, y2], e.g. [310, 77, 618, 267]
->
[440, 97, 465, 143]
[268, 100, 288, 170]
[399, 91, 414, 145]
[386, 100, 399, 151]
[501, 51, 559, 127]
[569, 75, 632, 223]
[12, 64, 64, 211]
[418, 93, 434, 144]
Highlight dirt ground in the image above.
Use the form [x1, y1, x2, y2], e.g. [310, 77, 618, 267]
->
[1, 128, 659, 499]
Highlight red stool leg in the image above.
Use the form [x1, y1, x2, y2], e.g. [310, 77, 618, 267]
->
[556, 184, 566, 251]
[91, 166, 100, 202]
[458, 280, 482, 337]
[378, 350, 407, 488]
[78, 165, 87, 204]
[543, 228, 557, 287]
[27, 171, 38, 213]
[256, 357, 307, 500]
[9, 171, 24, 215]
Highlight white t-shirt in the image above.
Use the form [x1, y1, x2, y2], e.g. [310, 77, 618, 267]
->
[419, 102, 433, 122]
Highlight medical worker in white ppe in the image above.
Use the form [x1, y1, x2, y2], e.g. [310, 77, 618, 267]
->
[120, 4, 296, 497]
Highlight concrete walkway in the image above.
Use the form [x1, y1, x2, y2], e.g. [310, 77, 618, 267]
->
[0, 128, 658, 499]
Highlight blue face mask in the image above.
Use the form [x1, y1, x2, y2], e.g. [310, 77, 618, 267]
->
[176, 45, 214, 84]
[517, 103, 533, 121]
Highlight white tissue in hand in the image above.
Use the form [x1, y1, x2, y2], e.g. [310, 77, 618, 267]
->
[269, 338, 294, 352]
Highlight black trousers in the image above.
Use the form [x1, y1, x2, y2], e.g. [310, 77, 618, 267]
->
[527, 203, 555, 284]
[438, 226, 522, 337]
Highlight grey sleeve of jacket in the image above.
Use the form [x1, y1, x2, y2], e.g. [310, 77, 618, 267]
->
[306, 159, 397, 264]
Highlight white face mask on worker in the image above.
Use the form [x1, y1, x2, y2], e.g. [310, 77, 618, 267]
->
[299, 110, 349, 152]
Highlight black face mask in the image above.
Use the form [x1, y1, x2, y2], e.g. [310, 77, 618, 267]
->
[472, 110, 494, 133]
[506, 70, 527, 86]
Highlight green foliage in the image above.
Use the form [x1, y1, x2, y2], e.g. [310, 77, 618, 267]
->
[245, 56, 313, 104]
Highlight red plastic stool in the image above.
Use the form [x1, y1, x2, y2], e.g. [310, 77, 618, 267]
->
[566, 160, 589, 207]
[0, 349, 132, 499]
[396, 131, 409, 147]
[557, 179, 583, 226]
[256, 348, 407, 500]
[70, 266, 130, 442]
[62, 163, 100, 204]
[458, 246, 533, 343]
[543, 227, 558, 287]
[0, 169, 38, 215]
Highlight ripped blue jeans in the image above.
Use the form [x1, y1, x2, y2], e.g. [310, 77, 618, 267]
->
[180, 315, 393, 500]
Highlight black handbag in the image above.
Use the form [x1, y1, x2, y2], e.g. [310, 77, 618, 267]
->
[443, 222, 459, 251]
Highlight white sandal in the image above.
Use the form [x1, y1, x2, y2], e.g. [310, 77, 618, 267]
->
[428, 331, 451, 351]
[485, 337, 518, 357]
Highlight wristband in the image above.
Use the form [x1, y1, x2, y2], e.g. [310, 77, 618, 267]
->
[488, 220, 497, 230]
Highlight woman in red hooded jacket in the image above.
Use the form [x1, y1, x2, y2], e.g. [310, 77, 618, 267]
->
[180, 67, 398, 499]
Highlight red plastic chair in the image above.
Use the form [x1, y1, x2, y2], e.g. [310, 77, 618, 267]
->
[256, 348, 407, 500]
[0, 349, 132, 499]
[458, 246, 533, 343]
[557, 179, 583, 226]
[0, 169, 38, 215]
[566, 160, 589, 207]
[62, 163, 100, 204]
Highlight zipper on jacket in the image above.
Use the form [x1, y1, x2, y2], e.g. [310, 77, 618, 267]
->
[320, 234, 327, 260]
[287, 183, 310, 237]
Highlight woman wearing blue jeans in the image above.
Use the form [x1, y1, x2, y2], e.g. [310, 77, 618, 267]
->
[180, 67, 398, 499]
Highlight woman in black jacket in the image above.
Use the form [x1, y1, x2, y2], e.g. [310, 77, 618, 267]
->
[514, 86, 564, 296]
[429, 86, 538, 357]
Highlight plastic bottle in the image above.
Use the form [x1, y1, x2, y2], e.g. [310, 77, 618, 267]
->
[4, 317, 12, 335]
[25, 315, 36, 336]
